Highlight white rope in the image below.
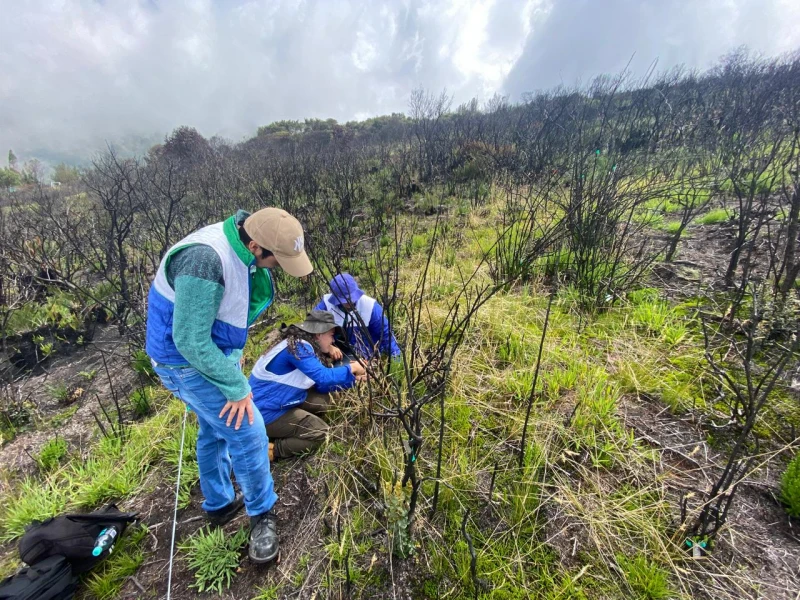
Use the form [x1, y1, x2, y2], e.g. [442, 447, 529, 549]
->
[166, 405, 189, 600]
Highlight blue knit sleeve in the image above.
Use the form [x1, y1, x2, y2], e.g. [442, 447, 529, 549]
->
[289, 342, 356, 393]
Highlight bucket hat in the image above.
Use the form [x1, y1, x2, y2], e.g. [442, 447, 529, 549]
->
[296, 310, 339, 334]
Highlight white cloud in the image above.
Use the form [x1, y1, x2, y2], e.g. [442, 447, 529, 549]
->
[0, 0, 797, 162]
[503, 0, 800, 97]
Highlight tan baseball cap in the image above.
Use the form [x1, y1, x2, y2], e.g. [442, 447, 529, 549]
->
[243, 208, 313, 277]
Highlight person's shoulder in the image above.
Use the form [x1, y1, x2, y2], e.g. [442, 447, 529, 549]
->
[175, 243, 219, 261]
[170, 245, 223, 284]
[294, 340, 316, 358]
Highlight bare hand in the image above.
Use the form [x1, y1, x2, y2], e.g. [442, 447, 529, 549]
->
[219, 392, 254, 430]
[355, 374, 368, 383]
[349, 360, 366, 377]
[328, 346, 343, 361]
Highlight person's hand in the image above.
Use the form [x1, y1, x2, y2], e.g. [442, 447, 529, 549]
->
[328, 346, 343, 361]
[219, 392, 254, 430]
[355, 373, 368, 383]
[349, 360, 366, 377]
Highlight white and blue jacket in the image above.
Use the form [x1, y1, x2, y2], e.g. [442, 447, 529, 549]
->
[146, 222, 270, 365]
[314, 294, 401, 359]
[250, 340, 356, 425]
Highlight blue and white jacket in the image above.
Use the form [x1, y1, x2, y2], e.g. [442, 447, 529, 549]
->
[250, 340, 356, 425]
[314, 294, 401, 359]
[146, 220, 273, 366]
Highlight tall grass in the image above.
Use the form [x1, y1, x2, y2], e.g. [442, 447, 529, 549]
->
[0, 394, 185, 542]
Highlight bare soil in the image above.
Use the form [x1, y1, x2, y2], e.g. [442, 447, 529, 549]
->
[621, 395, 800, 600]
[0, 325, 136, 484]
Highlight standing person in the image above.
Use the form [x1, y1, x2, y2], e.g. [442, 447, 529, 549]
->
[249, 310, 366, 459]
[146, 208, 312, 564]
[314, 273, 401, 360]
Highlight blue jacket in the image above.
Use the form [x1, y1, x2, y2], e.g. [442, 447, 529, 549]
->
[146, 215, 274, 366]
[317, 273, 401, 359]
[250, 340, 355, 425]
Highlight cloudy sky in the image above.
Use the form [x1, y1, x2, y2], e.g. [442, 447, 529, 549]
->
[1, 0, 798, 162]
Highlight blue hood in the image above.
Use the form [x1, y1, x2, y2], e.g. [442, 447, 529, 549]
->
[329, 273, 364, 305]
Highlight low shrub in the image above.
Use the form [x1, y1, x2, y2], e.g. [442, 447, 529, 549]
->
[780, 452, 800, 517]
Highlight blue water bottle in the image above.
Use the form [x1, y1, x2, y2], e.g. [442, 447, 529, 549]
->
[92, 526, 118, 557]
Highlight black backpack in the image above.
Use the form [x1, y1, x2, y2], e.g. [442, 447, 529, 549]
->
[18, 504, 138, 575]
[0, 556, 76, 600]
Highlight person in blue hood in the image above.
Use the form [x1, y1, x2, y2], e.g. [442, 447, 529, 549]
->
[250, 310, 367, 458]
[314, 273, 401, 360]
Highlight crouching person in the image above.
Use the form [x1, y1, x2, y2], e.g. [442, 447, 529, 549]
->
[315, 273, 401, 360]
[250, 310, 366, 458]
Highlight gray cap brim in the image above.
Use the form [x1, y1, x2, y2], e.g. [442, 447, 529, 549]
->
[296, 321, 337, 335]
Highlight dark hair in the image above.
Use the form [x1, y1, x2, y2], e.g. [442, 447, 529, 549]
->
[238, 226, 274, 259]
[279, 325, 332, 367]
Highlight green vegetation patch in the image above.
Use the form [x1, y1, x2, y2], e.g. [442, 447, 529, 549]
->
[780, 452, 800, 517]
[0, 396, 185, 542]
[695, 208, 730, 225]
[36, 437, 68, 471]
[179, 526, 248, 594]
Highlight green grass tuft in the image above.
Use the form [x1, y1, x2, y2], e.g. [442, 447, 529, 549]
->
[36, 437, 68, 471]
[617, 554, 672, 600]
[696, 208, 730, 225]
[45, 382, 70, 403]
[179, 526, 248, 594]
[780, 452, 800, 517]
[129, 387, 153, 418]
[0, 479, 68, 542]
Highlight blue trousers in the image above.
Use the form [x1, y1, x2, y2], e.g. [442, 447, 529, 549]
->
[154, 365, 277, 516]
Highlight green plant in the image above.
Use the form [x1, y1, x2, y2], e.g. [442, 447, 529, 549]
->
[49, 405, 78, 428]
[45, 382, 70, 403]
[0, 479, 68, 542]
[383, 480, 414, 558]
[129, 387, 152, 418]
[696, 208, 730, 225]
[179, 526, 248, 594]
[1, 399, 32, 445]
[79, 369, 97, 381]
[410, 233, 428, 254]
[42, 292, 81, 330]
[780, 452, 800, 517]
[36, 437, 68, 471]
[633, 210, 664, 228]
[130, 349, 155, 379]
[617, 554, 671, 599]
[252, 584, 282, 600]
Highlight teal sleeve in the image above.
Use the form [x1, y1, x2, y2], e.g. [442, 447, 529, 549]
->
[172, 276, 251, 401]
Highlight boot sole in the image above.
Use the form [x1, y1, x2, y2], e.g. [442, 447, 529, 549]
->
[249, 548, 279, 564]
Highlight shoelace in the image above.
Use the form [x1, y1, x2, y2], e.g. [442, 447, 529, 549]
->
[252, 513, 276, 535]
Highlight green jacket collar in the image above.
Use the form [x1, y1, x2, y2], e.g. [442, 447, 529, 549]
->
[223, 211, 275, 325]
[223, 211, 256, 267]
